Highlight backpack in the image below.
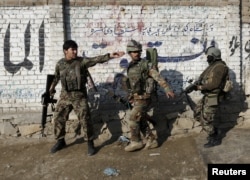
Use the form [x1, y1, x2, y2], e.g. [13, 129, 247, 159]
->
[222, 67, 233, 93]
[143, 48, 159, 95]
[199, 60, 233, 94]
[146, 48, 158, 71]
[212, 61, 233, 93]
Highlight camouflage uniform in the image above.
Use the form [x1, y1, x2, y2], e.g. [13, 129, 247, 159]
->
[122, 40, 174, 151]
[52, 55, 111, 140]
[126, 59, 173, 149]
[194, 47, 229, 148]
[49, 40, 125, 155]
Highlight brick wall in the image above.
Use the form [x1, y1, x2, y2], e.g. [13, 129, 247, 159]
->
[0, 0, 249, 114]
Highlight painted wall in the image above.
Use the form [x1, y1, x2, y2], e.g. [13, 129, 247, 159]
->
[0, 1, 249, 114]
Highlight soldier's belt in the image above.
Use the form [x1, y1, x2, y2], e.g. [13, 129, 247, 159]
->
[133, 93, 150, 100]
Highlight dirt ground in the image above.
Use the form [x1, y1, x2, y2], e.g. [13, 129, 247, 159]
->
[0, 131, 208, 180]
[1, 126, 250, 180]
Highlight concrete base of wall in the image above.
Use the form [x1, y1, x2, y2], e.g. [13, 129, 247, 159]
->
[1, 95, 249, 143]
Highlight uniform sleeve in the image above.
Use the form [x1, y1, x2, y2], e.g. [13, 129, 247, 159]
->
[148, 69, 173, 93]
[82, 53, 111, 68]
[51, 62, 60, 88]
[201, 64, 227, 90]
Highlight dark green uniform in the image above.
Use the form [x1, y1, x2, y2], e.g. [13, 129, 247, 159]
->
[194, 60, 228, 137]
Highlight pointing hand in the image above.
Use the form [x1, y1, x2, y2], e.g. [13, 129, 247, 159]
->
[110, 51, 125, 58]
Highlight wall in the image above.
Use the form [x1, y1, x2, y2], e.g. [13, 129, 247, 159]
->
[0, 0, 249, 116]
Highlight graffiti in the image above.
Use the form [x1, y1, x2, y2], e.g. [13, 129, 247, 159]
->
[92, 40, 163, 49]
[147, 41, 162, 47]
[4, 23, 33, 75]
[119, 38, 207, 67]
[88, 21, 214, 37]
[92, 42, 108, 49]
[158, 38, 207, 62]
[190, 38, 200, 44]
[245, 40, 250, 60]
[39, 20, 45, 72]
[3, 21, 45, 75]
[0, 87, 44, 99]
[89, 25, 137, 36]
[120, 58, 129, 68]
[229, 36, 240, 56]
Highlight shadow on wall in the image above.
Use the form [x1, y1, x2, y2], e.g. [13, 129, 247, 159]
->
[154, 69, 188, 146]
[215, 68, 248, 139]
[87, 75, 126, 149]
[149, 67, 248, 147]
[76, 67, 248, 151]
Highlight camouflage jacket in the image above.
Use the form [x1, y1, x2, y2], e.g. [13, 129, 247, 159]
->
[199, 60, 228, 92]
[127, 59, 172, 95]
[52, 54, 111, 92]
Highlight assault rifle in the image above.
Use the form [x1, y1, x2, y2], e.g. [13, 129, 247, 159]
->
[184, 79, 200, 94]
[179, 79, 200, 111]
[41, 74, 57, 136]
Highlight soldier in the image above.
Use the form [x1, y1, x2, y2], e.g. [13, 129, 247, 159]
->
[193, 46, 230, 148]
[49, 40, 125, 156]
[124, 40, 175, 152]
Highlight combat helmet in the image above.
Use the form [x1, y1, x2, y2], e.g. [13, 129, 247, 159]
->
[205, 46, 221, 60]
[126, 40, 142, 53]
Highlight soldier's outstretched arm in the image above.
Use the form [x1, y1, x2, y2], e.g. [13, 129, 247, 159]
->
[84, 51, 125, 68]
[148, 69, 175, 98]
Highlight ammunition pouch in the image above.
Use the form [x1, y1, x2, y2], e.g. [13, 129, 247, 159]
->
[222, 80, 233, 93]
[65, 76, 80, 91]
[145, 78, 155, 94]
[60, 73, 65, 89]
[60, 60, 86, 92]
[205, 93, 218, 106]
[203, 89, 220, 106]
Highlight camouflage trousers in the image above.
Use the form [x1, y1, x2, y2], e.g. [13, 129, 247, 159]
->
[194, 94, 220, 135]
[128, 98, 155, 142]
[53, 91, 94, 140]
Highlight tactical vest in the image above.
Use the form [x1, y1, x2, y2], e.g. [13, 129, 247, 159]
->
[58, 58, 88, 92]
[127, 59, 154, 94]
[200, 60, 228, 93]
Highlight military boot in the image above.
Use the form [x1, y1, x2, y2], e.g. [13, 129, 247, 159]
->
[144, 138, 158, 150]
[87, 140, 96, 156]
[207, 133, 216, 140]
[204, 138, 222, 148]
[124, 140, 144, 152]
[143, 130, 158, 150]
[204, 129, 224, 148]
[50, 138, 66, 153]
[125, 124, 143, 152]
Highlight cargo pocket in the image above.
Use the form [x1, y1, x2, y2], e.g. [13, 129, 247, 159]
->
[205, 94, 218, 106]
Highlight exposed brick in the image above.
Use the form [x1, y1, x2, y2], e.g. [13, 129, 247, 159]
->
[48, 0, 62, 5]
[242, 16, 250, 23]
